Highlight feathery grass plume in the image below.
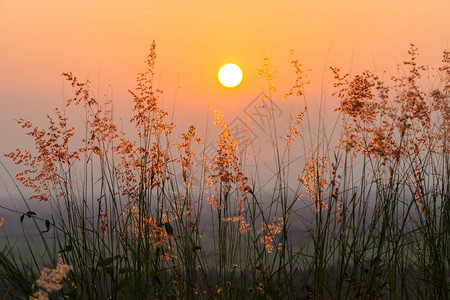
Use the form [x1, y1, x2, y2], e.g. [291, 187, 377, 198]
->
[283, 109, 306, 149]
[298, 154, 329, 211]
[284, 49, 310, 98]
[177, 124, 202, 185]
[222, 215, 251, 234]
[30, 257, 72, 300]
[130, 41, 174, 139]
[260, 217, 284, 253]
[209, 110, 248, 194]
[4, 108, 79, 201]
[257, 57, 276, 98]
[332, 44, 439, 166]
[430, 49, 450, 154]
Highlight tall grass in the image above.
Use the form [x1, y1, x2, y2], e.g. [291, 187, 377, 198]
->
[0, 42, 449, 299]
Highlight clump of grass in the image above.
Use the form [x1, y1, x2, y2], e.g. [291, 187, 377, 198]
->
[0, 42, 449, 299]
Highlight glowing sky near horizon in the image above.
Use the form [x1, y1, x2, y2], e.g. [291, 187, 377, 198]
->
[0, 0, 449, 155]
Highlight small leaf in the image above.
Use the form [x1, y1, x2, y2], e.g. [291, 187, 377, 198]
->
[59, 244, 73, 253]
[164, 222, 174, 235]
[40, 220, 51, 233]
[20, 211, 37, 223]
[100, 255, 121, 267]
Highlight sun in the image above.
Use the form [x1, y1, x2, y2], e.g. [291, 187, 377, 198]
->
[218, 63, 243, 88]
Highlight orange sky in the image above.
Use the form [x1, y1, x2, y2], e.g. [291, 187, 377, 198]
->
[1, 0, 449, 156]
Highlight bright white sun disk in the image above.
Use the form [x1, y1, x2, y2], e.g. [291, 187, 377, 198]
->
[218, 64, 243, 88]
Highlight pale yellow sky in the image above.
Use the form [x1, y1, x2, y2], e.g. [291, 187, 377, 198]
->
[1, 0, 449, 156]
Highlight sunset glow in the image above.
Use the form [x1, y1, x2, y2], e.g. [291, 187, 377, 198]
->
[1, 1, 449, 298]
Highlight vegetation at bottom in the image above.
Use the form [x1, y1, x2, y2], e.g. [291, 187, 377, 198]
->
[0, 42, 449, 299]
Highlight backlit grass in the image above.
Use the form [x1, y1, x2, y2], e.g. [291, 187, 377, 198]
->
[0, 42, 449, 299]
